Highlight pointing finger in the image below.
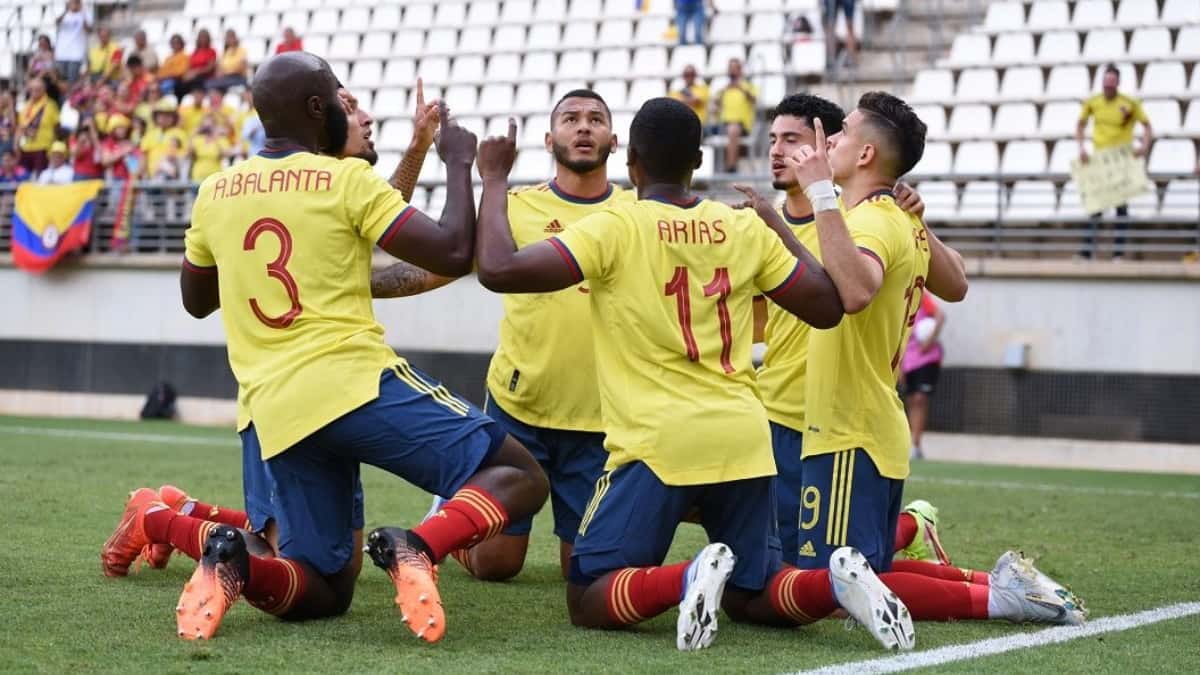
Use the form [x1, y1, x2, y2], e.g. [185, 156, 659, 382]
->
[437, 99, 451, 128]
[415, 78, 425, 110]
[507, 117, 517, 144]
[813, 118, 827, 156]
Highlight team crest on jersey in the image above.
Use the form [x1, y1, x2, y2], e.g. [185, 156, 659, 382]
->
[798, 540, 817, 557]
[544, 219, 564, 233]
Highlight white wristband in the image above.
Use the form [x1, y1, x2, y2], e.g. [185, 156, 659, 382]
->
[804, 179, 839, 213]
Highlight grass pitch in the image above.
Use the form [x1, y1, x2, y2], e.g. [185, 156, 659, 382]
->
[1, 414, 1198, 673]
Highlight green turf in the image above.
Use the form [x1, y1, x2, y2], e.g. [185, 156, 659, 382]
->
[1, 414, 1198, 673]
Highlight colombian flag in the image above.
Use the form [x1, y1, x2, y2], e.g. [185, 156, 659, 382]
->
[11, 180, 104, 273]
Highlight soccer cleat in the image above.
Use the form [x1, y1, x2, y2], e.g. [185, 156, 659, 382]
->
[423, 495, 448, 523]
[142, 485, 192, 569]
[830, 547, 916, 651]
[176, 525, 248, 640]
[988, 550, 1087, 626]
[101, 488, 167, 577]
[676, 543, 736, 652]
[894, 499, 952, 565]
[367, 527, 445, 643]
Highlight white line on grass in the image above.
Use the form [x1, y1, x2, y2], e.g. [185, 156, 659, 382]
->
[909, 475, 1200, 500]
[0, 425, 236, 447]
[793, 601, 1200, 675]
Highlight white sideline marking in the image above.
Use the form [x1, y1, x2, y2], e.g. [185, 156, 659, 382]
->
[909, 475, 1200, 501]
[0, 425, 235, 447]
[793, 602, 1200, 675]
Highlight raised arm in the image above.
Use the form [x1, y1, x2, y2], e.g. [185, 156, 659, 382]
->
[388, 78, 437, 202]
[474, 119, 581, 293]
[370, 261, 457, 298]
[894, 181, 967, 302]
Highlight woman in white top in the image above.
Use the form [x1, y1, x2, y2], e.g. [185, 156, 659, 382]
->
[54, 0, 92, 82]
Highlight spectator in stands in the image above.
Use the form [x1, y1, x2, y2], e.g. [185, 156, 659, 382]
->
[29, 35, 57, 80]
[669, 64, 709, 127]
[203, 88, 236, 133]
[54, 0, 92, 83]
[716, 58, 757, 173]
[900, 294, 944, 461]
[239, 90, 264, 157]
[124, 55, 154, 105]
[0, 149, 30, 183]
[1077, 64, 1154, 260]
[175, 29, 218, 99]
[131, 29, 158, 74]
[71, 117, 103, 180]
[87, 25, 124, 83]
[209, 29, 249, 92]
[675, 0, 714, 45]
[0, 90, 16, 157]
[189, 114, 231, 183]
[140, 98, 188, 177]
[158, 34, 189, 95]
[100, 114, 138, 180]
[177, 91, 206, 135]
[822, 0, 858, 62]
[37, 141, 74, 184]
[275, 26, 303, 55]
[152, 135, 184, 180]
[17, 76, 60, 176]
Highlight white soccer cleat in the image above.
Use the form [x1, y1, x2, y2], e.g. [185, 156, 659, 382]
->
[989, 550, 1087, 626]
[676, 543, 736, 652]
[829, 547, 916, 651]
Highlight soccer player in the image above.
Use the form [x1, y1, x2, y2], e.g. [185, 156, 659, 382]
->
[474, 97, 917, 651]
[783, 91, 1085, 625]
[106, 53, 550, 642]
[381, 90, 631, 582]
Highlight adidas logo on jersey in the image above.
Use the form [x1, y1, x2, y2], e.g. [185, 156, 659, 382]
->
[544, 219, 564, 233]
[798, 540, 817, 558]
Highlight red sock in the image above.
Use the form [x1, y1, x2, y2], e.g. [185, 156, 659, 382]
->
[411, 487, 508, 562]
[767, 567, 839, 625]
[890, 560, 989, 585]
[144, 508, 219, 562]
[879, 572, 990, 621]
[894, 513, 919, 551]
[605, 562, 690, 625]
[183, 500, 251, 529]
[244, 555, 308, 616]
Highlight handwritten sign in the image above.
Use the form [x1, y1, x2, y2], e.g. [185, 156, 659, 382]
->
[1070, 145, 1150, 214]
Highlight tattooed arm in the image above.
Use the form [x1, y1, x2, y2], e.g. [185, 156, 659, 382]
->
[370, 261, 458, 298]
[389, 78, 438, 202]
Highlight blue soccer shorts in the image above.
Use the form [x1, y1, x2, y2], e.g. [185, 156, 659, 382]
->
[484, 392, 607, 543]
[265, 365, 506, 575]
[769, 421, 806, 566]
[569, 461, 782, 593]
[792, 448, 904, 572]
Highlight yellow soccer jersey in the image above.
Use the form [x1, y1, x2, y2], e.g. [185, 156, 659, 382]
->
[486, 180, 632, 432]
[552, 196, 804, 486]
[757, 206, 820, 433]
[803, 190, 932, 479]
[184, 149, 411, 458]
[1079, 93, 1148, 150]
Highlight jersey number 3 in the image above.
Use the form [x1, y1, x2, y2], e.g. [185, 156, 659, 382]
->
[664, 266, 735, 374]
[244, 217, 302, 329]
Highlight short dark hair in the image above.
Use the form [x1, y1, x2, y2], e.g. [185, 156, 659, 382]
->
[550, 89, 611, 126]
[769, 93, 845, 135]
[857, 91, 926, 178]
[1104, 64, 1120, 77]
[126, 54, 143, 68]
[629, 97, 702, 182]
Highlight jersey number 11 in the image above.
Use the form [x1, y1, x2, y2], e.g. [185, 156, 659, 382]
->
[664, 266, 735, 374]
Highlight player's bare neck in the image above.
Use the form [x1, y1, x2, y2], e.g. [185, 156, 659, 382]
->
[785, 190, 813, 221]
[553, 165, 609, 201]
[638, 182, 691, 203]
[262, 134, 319, 155]
[839, 173, 893, 210]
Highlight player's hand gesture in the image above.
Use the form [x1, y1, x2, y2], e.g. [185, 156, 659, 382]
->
[893, 181, 925, 219]
[410, 78, 440, 153]
[785, 117, 833, 190]
[477, 117, 518, 180]
[732, 183, 775, 221]
[435, 100, 477, 165]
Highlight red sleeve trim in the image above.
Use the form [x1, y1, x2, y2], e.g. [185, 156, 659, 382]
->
[764, 261, 807, 299]
[548, 237, 584, 283]
[182, 257, 217, 274]
[858, 246, 885, 273]
[377, 205, 416, 249]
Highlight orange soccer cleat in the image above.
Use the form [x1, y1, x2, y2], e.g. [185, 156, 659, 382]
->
[100, 488, 167, 577]
[141, 485, 192, 569]
[176, 525, 248, 641]
[367, 527, 445, 643]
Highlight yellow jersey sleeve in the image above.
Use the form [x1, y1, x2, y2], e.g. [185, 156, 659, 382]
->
[183, 180, 216, 268]
[1078, 97, 1094, 122]
[846, 196, 901, 272]
[549, 208, 625, 282]
[342, 159, 413, 244]
[1131, 98, 1148, 124]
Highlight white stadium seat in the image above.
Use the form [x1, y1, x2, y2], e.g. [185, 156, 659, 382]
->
[485, 53, 521, 83]
[1114, 0, 1159, 27]
[562, 21, 597, 47]
[599, 19, 634, 48]
[958, 181, 1002, 220]
[1001, 140, 1048, 176]
[909, 70, 954, 105]
[1045, 65, 1090, 101]
[383, 58, 416, 85]
[348, 60, 382, 89]
[308, 8, 338, 34]
[442, 85, 479, 114]
[340, 6, 370, 32]
[1162, 0, 1200, 26]
[424, 28, 459, 57]
[467, 1, 500, 26]
[1143, 100, 1181, 136]
[1005, 180, 1057, 220]
[633, 16, 671, 46]
[1161, 180, 1199, 218]
[1036, 30, 1081, 65]
[993, 103, 1039, 140]
[1137, 62, 1184, 98]
[449, 55, 486, 84]
[513, 149, 553, 183]
[1190, 68, 1200, 96]
[749, 43, 786, 73]
[360, 33, 393, 60]
[501, 0, 533, 24]
[373, 88, 408, 119]
[493, 25, 526, 51]
[791, 41, 826, 76]
[1127, 28, 1172, 62]
[946, 104, 992, 141]
[915, 181, 958, 221]
[593, 48, 633, 80]
[521, 51, 557, 81]
[527, 24, 560, 50]
[913, 105, 946, 139]
[953, 141, 1000, 175]
[991, 32, 1034, 66]
[1072, 0, 1115, 30]
[1148, 139, 1196, 174]
[327, 34, 359, 60]
[373, 6, 401, 31]
[1040, 101, 1083, 139]
[460, 27, 493, 54]
[404, 4, 434, 29]
[709, 13, 746, 43]
[1082, 30, 1126, 64]
[248, 14, 277, 39]
[911, 141, 952, 176]
[670, 44, 709, 76]
[747, 13, 784, 42]
[1175, 26, 1200, 61]
[983, 2, 1024, 32]
[592, 79, 629, 110]
[628, 78, 667, 105]
[947, 33, 991, 67]
[279, 10, 310, 37]
[434, 3, 466, 28]
[1027, 1, 1070, 31]
[1049, 140, 1084, 173]
[707, 44, 747, 77]
[513, 83, 551, 115]
[418, 56, 451, 86]
[567, 0, 602, 20]
[632, 47, 669, 77]
[998, 66, 1043, 102]
[557, 50, 595, 80]
[955, 68, 999, 102]
[1182, 99, 1200, 136]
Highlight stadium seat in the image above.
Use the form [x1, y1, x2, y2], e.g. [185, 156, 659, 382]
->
[221, 15, 251, 39]
[404, 4, 434, 29]
[265, 0, 292, 10]
[947, 33, 991, 67]
[1127, 28, 1172, 62]
[1039, 101, 1083, 139]
[521, 51, 556, 81]
[1001, 140, 1048, 176]
[991, 32, 1034, 66]
[791, 41, 826, 76]
[958, 181, 1002, 221]
[749, 43, 786, 73]
[459, 26, 493, 54]
[1082, 30, 1126, 64]
[392, 31, 424, 58]
[211, 0, 236, 15]
[593, 48, 632, 79]
[567, 0, 602, 20]
[913, 105, 946, 139]
[1126, 183, 1159, 216]
[327, 34, 359, 61]
[493, 25, 526, 52]
[527, 24, 560, 50]
[140, 18, 166, 44]
[611, 112, 634, 143]
[562, 21, 598, 47]
[373, 6, 401, 31]
[308, 8, 338, 34]
[669, 44, 709, 76]
[946, 104, 992, 141]
[632, 47, 669, 77]
[1143, 100, 1181, 136]
[908, 70, 954, 105]
[184, 0, 210, 17]
[468, 1, 500, 26]
[708, 44, 747, 77]
[1056, 181, 1083, 218]
[373, 88, 408, 118]
[1071, 0, 1115, 30]
[993, 103, 1039, 140]
[443, 85, 479, 114]
[1190, 68, 1200, 96]
[303, 34, 330, 58]
[1049, 140, 1083, 173]
[1114, 0, 1159, 27]
[513, 82, 551, 115]
[279, 10, 310, 37]
[1182, 99, 1200, 136]
[1175, 26, 1200, 61]
[1005, 180, 1058, 221]
[360, 33, 394, 60]
[1037, 34, 1082, 69]
[628, 78, 667, 105]
[747, 12, 784, 42]
[434, 3, 466, 28]
[953, 141, 999, 175]
[599, 19, 634, 48]
[377, 119, 413, 152]
[983, 2, 1024, 32]
[418, 56, 451, 86]
[1027, 1, 1070, 31]
[1160, 180, 1200, 218]
[348, 60, 382, 90]
[915, 181, 958, 221]
[1148, 139, 1197, 174]
[955, 68, 999, 102]
[513, 149, 553, 183]
[998, 66, 1044, 102]
[424, 28, 459, 57]
[485, 115, 520, 139]
[633, 16, 671, 46]
[558, 50, 595, 80]
[243, 36, 267, 63]
[1139, 62, 1185, 99]
[340, 6, 369, 32]
[911, 141, 952, 176]
[248, 13, 277, 39]
[1162, 0, 1200, 26]
[709, 13, 746, 43]
[450, 55, 486, 84]
[592, 79, 629, 110]
[485, 53, 521, 83]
